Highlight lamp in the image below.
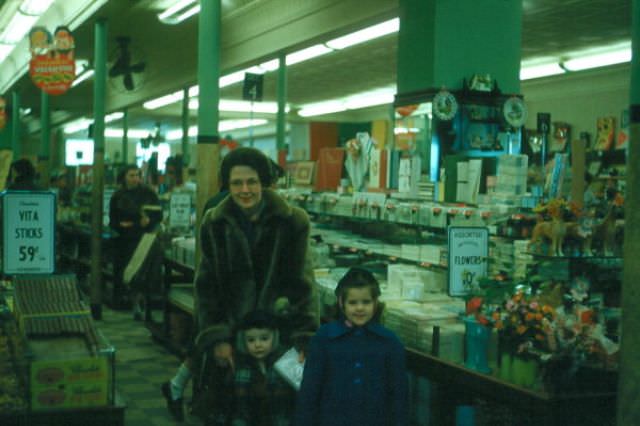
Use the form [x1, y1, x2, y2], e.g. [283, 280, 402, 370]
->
[561, 43, 631, 71]
[519, 62, 565, 80]
[326, 18, 399, 50]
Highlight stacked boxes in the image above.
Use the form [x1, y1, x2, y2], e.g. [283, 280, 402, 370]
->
[496, 154, 528, 196]
[170, 237, 196, 268]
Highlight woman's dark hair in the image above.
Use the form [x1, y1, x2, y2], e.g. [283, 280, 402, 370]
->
[220, 147, 272, 189]
[334, 267, 383, 320]
[235, 310, 279, 355]
[10, 159, 36, 181]
[116, 164, 140, 186]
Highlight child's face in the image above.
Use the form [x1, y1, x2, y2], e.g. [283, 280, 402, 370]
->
[244, 328, 274, 360]
[342, 287, 376, 327]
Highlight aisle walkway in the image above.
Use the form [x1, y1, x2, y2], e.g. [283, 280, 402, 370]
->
[95, 307, 199, 426]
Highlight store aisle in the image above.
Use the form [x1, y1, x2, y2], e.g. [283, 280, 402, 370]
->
[95, 307, 200, 426]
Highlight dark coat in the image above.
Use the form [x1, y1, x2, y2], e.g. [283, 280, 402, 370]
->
[294, 320, 409, 426]
[109, 184, 161, 241]
[194, 189, 318, 350]
[233, 349, 295, 426]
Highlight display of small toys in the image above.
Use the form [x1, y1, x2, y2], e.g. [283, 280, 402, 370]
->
[529, 198, 571, 256]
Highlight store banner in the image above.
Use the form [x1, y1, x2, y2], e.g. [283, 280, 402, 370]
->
[447, 226, 488, 297]
[2, 191, 56, 274]
[28, 26, 76, 95]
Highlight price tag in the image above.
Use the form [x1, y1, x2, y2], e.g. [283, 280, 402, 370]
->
[169, 193, 191, 228]
[2, 191, 56, 274]
[447, 226, 488, 297]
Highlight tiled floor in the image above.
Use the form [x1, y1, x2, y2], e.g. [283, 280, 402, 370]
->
[95, 307, 201, 426]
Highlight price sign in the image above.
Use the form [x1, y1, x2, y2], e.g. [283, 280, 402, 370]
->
[2, 191, 56, 274]
[169, 193, 191, 228]
[447, 226, 488, 297]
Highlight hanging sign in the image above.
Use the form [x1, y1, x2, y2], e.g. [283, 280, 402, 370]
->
[447, 226, 488, 297]
[28, 26, 76, 96]
[169, 193, 191, 228]
[242, 73, 263, 102]
[0, 97, 6, 130]
[2, 191, 56, 274]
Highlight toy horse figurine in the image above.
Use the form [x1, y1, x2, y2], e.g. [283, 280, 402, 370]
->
[591, 194, 624, 256]
[529, 199, 568, 256]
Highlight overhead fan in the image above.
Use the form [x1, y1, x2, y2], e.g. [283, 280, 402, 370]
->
[108, 36, 146, 92]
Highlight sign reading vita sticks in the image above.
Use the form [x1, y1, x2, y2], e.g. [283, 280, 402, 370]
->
[28, 26, 76, 96]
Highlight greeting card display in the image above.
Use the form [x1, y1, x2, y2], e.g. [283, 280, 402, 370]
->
[594, 116, 615, 151]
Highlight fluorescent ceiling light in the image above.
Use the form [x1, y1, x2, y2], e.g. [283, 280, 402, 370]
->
[188, 99, 289, 114]
[71, 69, 94, 87]
[298, 101, 346, 117]
[258, 59, 280, 72]
[286, 44, 334, 66]
[299, 86, 396, 117]
[105, 112, 124, 123]
[166, 119, 269, 140]
[520, 62, 565, 80]
[219, 70, 246, 88]
[105, 128, 149, 138]
[0, 11, 38, 44]
[562, 46, 632, 71]
[326, 18, 399, 49]
[64, 118, 93, 134]
[158, 0, 199, 24]
[20, 0, 55, 15]
[0, 44, 14, 63]
[143, 90, 185, 109]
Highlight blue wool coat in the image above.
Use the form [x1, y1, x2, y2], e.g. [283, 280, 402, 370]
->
[293, 320, 408, 426]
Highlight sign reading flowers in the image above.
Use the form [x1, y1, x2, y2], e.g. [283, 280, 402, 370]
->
[28, 26, 75, 95]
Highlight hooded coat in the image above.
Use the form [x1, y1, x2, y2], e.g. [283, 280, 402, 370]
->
[194, 189, 319, 350]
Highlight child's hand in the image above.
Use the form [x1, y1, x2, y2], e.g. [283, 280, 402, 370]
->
[213, 342, 234, 371]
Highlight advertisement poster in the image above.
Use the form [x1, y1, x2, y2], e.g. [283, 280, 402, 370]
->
[448, 226, 488, 297]
[169, 193, 191, 228]
[29, 26, 76, 95]
[2, 191, 56, 274]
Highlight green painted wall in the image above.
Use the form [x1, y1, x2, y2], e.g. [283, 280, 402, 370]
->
[398, 0, 522, 95]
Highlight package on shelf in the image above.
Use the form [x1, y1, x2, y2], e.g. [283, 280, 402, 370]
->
[383, 301, 459, 349]
[496, 154, 528, 196]
[387, 264, 447, 300]
[415, 321, 465, 363]
[420, 244, 447, 266]
[334, 194, 354, 216]
[309, 241, 333, 268]
[418, 204, 432, 226]
[304, 194, 322, 214]
[449, 209, 485, 227]
[400, 244, 422, 262]
[171, 236, 196, 268]
[429, 206, 447, 228]
[395, 203, 417, 224]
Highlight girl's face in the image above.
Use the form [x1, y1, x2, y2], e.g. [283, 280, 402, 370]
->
[342, 287, 377, 327]
[244, 328, 274, 360]
[229, 165, 263, 212]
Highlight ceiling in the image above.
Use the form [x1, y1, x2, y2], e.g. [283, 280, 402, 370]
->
[1, 0, 633, 140]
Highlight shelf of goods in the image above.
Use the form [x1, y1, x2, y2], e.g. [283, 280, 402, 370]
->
[0, 275, 124, 426]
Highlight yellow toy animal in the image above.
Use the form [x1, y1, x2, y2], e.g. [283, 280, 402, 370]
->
[529, 199, 568, 256]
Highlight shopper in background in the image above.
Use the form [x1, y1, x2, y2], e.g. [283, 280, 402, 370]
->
[294, 267, 408, 426]
[6, 158, 41, 190]
[232, 310, 295, 426]
[109, 164, 162, 316]
[187, 147, 318, 425]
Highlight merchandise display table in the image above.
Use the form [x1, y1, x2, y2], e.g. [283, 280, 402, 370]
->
[406, 348, 617, 426]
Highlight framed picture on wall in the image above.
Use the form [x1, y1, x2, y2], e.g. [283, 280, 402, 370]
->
[293, 161, 315, 186]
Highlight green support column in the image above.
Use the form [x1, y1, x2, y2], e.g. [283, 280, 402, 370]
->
[195, 0, 221, 262]
[276, 52, 287, 165]
[397, 0, 522, 94]
[617, 1, 640, 423]
[90, 18, 107, 320]
[181, 87, 190, 166]
[11, 91, 20, 158]
[122, 107, 129, 164]
[39, 91, 51, 186]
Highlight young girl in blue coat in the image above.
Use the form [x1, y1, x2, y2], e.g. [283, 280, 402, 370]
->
[294, 267, 409, 426]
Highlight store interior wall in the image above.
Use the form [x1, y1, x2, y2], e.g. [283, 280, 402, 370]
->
[521, 65, 630, 140]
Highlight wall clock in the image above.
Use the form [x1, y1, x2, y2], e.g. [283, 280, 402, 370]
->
[433, 90, 458, 121]
[503, 97, 527, 128]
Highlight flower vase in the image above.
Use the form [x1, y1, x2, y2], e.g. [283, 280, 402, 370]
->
[511, 356, 538, 388]
[499, 352, 513, 381]
[464, 318, 492, 374]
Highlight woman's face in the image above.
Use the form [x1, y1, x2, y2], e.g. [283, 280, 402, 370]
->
[229, 165, 262, 212]
[124, 169, 141, 189]
[341, 287, 377, 327]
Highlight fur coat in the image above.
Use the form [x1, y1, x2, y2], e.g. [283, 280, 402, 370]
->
[194, 189, 319, 350]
